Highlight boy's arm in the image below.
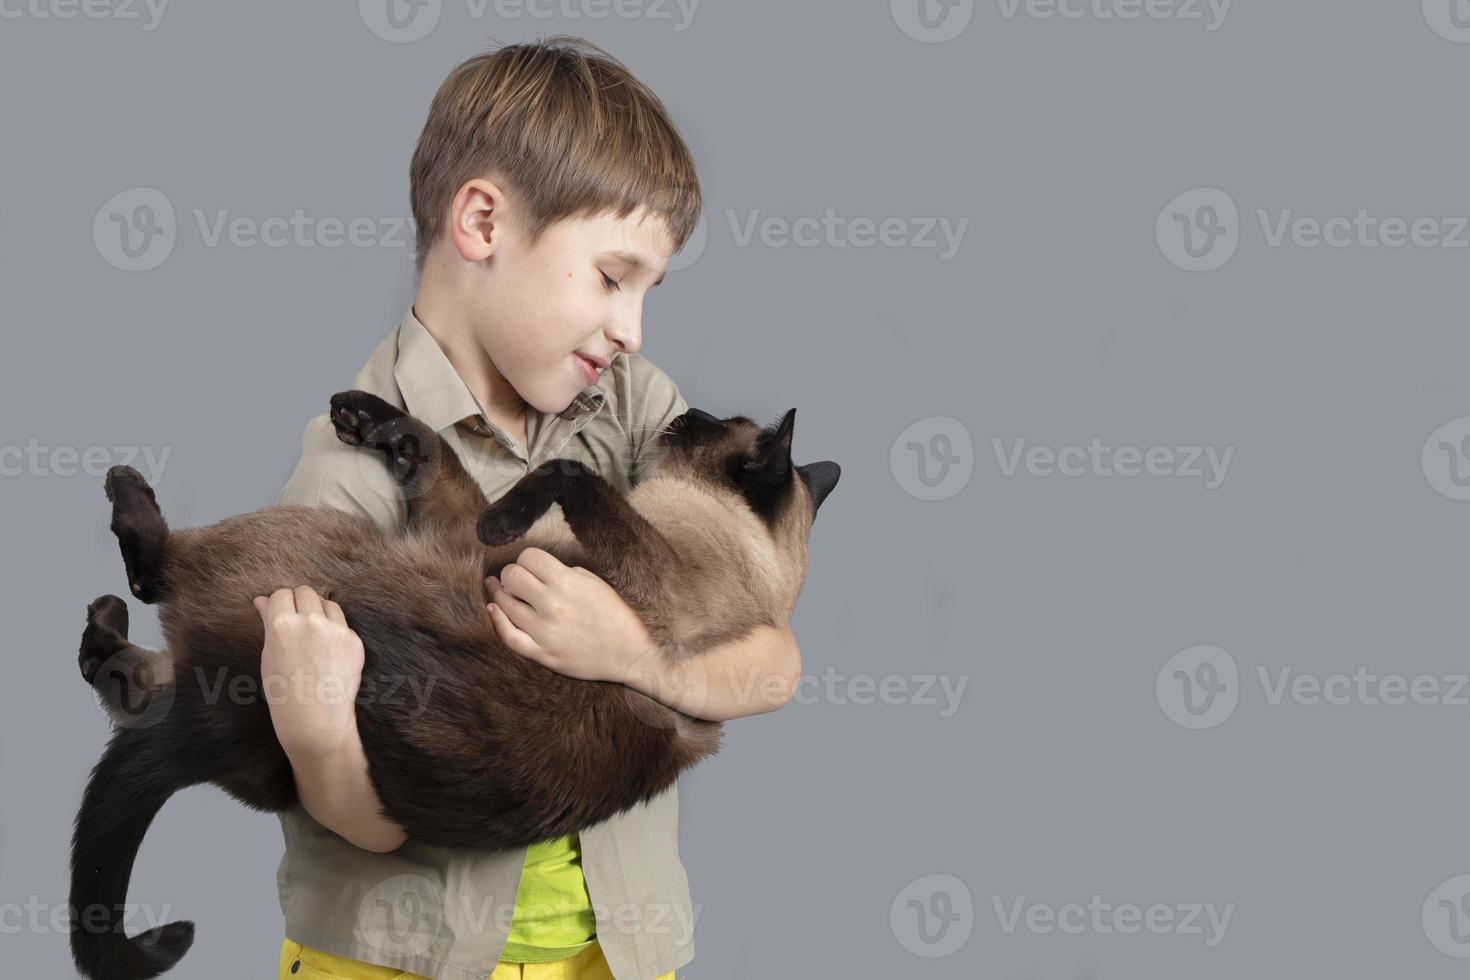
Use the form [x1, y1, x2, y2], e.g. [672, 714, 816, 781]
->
[268, 414, 410, 853]
[486, 556, 800, 721]
[630, 622, 801, 721]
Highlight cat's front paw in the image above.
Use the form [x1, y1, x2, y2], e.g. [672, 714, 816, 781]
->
[329, 390, 405, 447]
[477, 487, 551, 546]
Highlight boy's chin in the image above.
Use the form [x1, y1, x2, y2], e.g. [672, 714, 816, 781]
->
[515, 376, 583, 417]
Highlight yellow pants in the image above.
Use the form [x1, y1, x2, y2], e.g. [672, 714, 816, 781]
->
[278, 938, 675, 980]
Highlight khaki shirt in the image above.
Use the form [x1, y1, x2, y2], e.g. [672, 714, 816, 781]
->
[272, 308, 696, 980]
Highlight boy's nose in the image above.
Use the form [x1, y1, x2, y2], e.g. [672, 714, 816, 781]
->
[607, 315, 641, 355]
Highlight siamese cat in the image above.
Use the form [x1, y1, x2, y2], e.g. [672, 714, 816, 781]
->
[68, 389, 840, 980]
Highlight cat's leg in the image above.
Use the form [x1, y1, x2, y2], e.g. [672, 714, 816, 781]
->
[477, 458, 677, 607]
[79, 594, 176, 728]
[329, 390, 488, 550]
[104, 465, 171, 603]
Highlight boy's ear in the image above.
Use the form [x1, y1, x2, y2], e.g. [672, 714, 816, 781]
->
[449, 178, 506, 262]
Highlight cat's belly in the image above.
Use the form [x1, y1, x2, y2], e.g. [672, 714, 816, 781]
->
[511, 505, 589, 569]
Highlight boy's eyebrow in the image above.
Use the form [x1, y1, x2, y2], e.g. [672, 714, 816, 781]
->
[601, 249, 665, 287]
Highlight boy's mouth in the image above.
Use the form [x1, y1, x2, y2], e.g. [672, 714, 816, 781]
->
[572, 351, 604, 384]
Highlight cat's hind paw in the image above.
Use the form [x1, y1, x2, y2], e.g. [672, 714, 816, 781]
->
[329, 390, 406, 447]
[80, 594, 130, 685]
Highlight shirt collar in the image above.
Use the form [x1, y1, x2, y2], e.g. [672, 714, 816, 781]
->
[391, 307, 609, 434]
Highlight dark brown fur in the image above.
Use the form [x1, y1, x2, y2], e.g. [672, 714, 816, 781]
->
[68, 391, 839, 980]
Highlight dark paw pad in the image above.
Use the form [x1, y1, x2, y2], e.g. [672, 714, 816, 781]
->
[329, 390, 406, 447]
[104, 465, 152, 506]
[478, 495, 545, 546]
[80, 594, 130, 684]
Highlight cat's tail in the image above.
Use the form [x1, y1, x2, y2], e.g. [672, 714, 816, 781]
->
[69, 715, 199, 980]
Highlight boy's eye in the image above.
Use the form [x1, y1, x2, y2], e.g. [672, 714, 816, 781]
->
[600, 271, 621, 292]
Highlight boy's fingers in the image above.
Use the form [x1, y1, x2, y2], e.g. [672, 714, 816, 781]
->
[322, 598, 347, 625]
[293, 585, 325, 618]
[512, 548, 563, 584]
[265, 588, 297, 621]
[488, 603, 539, 658]
[488, 587, 537, 626]
[498, 564, 548, 609]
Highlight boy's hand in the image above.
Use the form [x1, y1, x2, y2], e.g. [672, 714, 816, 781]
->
[254, 586, 365, 757]
[485, 547, 658, 685]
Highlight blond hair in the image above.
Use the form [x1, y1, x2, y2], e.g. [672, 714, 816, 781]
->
[409, 35, 702, 275]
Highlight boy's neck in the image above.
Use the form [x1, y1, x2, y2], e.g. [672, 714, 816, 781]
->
[410, 297, 528, 449]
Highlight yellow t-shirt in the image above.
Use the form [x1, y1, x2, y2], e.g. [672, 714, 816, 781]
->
[497, 832, 598, 963]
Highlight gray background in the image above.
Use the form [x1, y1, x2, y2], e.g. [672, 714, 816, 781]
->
[4, 0, 1470, 977]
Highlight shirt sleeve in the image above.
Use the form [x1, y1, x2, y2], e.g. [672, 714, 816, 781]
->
[275, 413, 407, 534]
[623, 354, 689, 487]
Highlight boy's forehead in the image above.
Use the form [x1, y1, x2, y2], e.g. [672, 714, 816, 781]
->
[579, 208, 675, 274]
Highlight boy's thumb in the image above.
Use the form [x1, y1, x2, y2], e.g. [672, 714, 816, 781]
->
[252, 595, 266, 617]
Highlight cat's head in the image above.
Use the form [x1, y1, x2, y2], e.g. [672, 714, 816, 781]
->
[654, 405, 840, 566]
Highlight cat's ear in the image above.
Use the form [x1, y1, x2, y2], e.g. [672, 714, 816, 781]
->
[742, 408, 796, 487]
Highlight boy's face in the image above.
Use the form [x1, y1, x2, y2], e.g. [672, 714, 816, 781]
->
[468, 199, 675, 415]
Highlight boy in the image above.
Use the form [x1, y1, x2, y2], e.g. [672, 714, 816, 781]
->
[257, 37, 801, 980]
